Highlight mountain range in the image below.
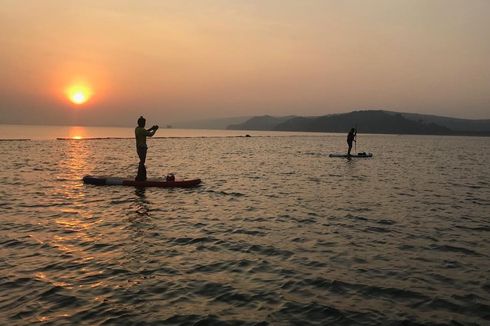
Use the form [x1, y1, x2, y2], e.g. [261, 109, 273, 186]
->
[226, 110, 490, 136]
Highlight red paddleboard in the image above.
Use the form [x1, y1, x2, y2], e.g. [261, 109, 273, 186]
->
[83, 175, 201, 188]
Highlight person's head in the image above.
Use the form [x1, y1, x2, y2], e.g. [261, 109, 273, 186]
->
[137, 116, 146, 127]
[350, 128, 355, 133]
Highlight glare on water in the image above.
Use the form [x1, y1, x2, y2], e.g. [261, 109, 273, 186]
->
[0, 126, 489, 325]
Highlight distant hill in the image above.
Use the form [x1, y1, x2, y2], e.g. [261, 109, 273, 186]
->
[172, 116, 251, 130]
[397, 112, 490, 132]
[227, 115, 297, 131]
[227, 110, 490, 136]
[274, 111, 452, 134]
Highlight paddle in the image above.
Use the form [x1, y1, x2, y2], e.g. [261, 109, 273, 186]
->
[355, 124, 358, 154]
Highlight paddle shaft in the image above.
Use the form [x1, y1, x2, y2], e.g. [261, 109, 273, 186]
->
[355, 125, 358, 153]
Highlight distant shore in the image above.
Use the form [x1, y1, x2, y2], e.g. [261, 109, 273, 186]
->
[227, 110, 490, 137]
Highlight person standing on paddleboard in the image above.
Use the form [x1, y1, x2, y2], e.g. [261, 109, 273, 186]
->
[347, 128, 357, 156]
[135, 116, 158, 181]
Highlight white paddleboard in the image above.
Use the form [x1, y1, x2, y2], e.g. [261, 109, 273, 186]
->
[329, 152, 373, 158]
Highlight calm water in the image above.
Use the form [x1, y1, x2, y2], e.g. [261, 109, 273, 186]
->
[0, 126, 489, 325]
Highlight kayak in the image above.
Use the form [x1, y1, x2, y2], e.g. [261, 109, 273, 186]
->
[83, 175, 201, 188]
[329, 152, 373, 158]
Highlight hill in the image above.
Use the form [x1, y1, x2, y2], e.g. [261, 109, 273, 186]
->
[397, 112, 490, 132]
[227, 115, 297, 131]
[227, 110, 490, 136]
[171, 116, 251, 130]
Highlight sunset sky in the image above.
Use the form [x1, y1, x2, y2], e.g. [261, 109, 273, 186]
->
[1, 0, 489, 126]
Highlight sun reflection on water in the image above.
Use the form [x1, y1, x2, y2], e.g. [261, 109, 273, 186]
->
[68, 126, 87, 140]
[58, 134, 93, 182]
[50, 137, 98, 260]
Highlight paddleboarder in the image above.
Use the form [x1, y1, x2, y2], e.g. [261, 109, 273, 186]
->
[347, 127, 357, 156]
[135, 116, 158, 181]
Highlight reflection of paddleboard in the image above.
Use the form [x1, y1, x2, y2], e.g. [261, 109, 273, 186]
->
[83, 175, 201, 188]
[329, 152, 373, 158]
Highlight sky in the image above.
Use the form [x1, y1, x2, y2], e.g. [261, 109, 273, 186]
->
[1, 0, 489, 126]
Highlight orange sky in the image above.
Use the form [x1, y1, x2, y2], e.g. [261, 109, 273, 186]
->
[1, 0, 489, 126]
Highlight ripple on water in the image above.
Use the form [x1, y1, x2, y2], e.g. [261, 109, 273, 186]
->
[0, 135, 489, 325]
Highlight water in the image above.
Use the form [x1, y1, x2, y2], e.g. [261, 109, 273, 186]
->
[0, 126, 489, 325]
[0, 124, 308, 140]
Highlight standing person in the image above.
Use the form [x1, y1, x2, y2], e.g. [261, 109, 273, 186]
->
[347, 127, 357, 156]
[135, 116, 158, 181]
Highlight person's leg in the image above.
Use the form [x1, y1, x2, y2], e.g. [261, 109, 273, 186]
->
[347, 141, 352, 156]
[136, 147, 148, 181]
[136, 163, 144, 181]
[137, 162, 147, 181]
[137, 147, 147, 165]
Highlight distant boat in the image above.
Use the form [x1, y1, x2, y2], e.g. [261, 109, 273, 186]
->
[166, 125, 172, 129]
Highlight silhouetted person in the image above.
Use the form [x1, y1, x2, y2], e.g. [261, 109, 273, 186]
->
[347, 128, 357, 156]
[135, 116, 158, 181]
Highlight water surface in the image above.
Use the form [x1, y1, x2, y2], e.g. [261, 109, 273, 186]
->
[0, 129, 489, 325]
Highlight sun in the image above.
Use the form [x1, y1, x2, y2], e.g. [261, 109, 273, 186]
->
[71, 92, 87, 104]
[66, 84, 92, 105]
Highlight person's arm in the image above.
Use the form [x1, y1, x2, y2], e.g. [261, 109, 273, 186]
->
[146, 125, 159, 137]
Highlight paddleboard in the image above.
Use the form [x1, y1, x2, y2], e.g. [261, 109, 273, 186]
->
[329, 152, 373, 158]
[83, 175, 201, 188]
